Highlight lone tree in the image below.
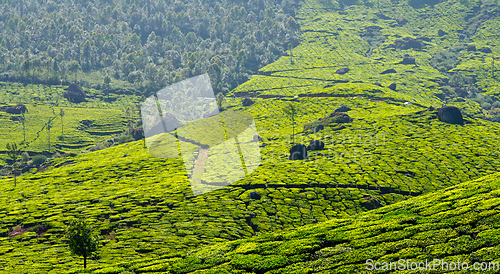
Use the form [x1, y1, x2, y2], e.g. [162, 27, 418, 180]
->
[283, 101, 301, 144]
[46, 118, 53, 152]
[6, 142, 20, 187]
[216, 92, 225, 110]
[65, 218, 100, 269]
[59, 108, 65, 137]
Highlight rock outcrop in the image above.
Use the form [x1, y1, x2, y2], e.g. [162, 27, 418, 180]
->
[437, 106, 464, 125]
[253, 135, 264, 142]
[307, 140, 325, 151]
[334, 106, 351, 112]
[249, 191, 261, 200]
[242, 98, 255, 107]
[64, 83, 86, 103]
[336, 68, 350, 74]
[399, 57, 416, 65]
[289, 144, 308, 160]
[380, 69, 397, 74]
[1, 103, 28, 114]
[131, 127, 144, 140]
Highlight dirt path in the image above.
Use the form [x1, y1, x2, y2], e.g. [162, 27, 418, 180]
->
[191, 147, 209, 183]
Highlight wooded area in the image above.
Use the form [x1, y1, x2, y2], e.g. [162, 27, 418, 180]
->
[0, 0, 301, 95]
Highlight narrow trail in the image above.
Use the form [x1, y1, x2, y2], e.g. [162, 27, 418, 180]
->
[190, 147, 209, 183]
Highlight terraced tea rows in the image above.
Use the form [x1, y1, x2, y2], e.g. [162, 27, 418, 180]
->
[0, 82, 143, 164]
[0, 141, 388, 272]
[78, 171, 500, 273]
[2, 94, 500, 272]
[2, 0, 500, 272]
[231, 0, 496, 116]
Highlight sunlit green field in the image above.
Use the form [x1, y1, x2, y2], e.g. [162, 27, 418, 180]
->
[2, 0, 500, 273]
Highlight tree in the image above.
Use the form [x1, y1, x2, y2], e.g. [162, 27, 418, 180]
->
[6, 142, 20, 164]
[282, 101, 301, 144]
[6, 142, 20, 188]
[52, 59, 59, 78]
[22, 59, 31, 80]
[216, 92, 225, 110]
[103, 74, 111, 88]
[59, 108, 65, 137]
[47, 118, 53, 152]
[68, 60, 80, 82]
[237, 49, 247, 66]
[65, 218, 100, 269]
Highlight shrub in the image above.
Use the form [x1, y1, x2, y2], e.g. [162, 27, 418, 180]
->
[0, 168, 10, 176]
[117, 135, 134, 144]
[485, 108, 500, 122]
[481, 102, 492, 110]
[32, 155, 47, 166]
[474, 94, 493, 104]
[20, 152, 29, 163]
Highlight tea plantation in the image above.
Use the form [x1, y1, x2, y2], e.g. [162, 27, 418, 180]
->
[69, 169, 500, 273]
[2, 0, 500, 273]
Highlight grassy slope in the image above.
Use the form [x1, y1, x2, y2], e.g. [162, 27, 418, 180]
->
[0, 82, 143, 165]
[79, 170, 500, 274]
[2, 0, 500, 272]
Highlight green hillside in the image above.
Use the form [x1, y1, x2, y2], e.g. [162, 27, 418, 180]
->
[1, 0, 500, 273]
[78, 170, 500, 274]
[0, 82, 143, 165]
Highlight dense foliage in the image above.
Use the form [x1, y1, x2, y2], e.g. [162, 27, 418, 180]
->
[65, 218, 100, 269]
[0, 0, 301, 94]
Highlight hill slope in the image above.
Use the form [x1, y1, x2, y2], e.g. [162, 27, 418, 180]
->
[79, 170, 500, 273]
[2, 0, 500, 272]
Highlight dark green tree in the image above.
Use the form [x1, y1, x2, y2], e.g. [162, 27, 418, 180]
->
[65, 218, 100, 269]
[216, 92, 225, 110]
[282, 101, 301, 144]
[22, 59, 31, 79]
[103, 74, 111, 88]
